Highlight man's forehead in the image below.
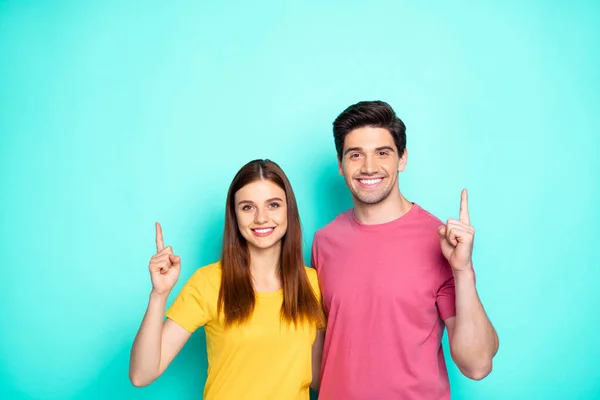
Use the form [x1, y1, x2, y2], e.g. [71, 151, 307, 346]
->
[345, 127, 394, 144]
[343, 140, 395, 151]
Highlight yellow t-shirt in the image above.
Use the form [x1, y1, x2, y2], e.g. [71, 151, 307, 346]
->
[165, 262, 323, 400]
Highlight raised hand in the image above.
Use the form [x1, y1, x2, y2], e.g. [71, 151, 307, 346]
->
[437, 189, 475, 272]
[148, 222, 181, 295]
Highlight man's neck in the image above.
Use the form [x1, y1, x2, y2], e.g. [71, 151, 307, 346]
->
[353, 190, 413, 225]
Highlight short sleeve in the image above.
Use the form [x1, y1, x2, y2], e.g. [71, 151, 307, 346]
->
[305, 267, 326, 329]
[436, 258, 456, 321]
[306, 267, 322, 303]
[165, 269, 209, 333]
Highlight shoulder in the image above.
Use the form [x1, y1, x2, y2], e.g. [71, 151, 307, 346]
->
[314, 209, 353, 241]
[304, 266, 319, 282]
[303, 266, 320, 292]
[408, 204, 447, 249]
[412, 203, 445, 228]
[304, 266, 322, 301]
[189, 261, 220, 277]
[410, 204, 452, 268]
[183, 261, 222, 289]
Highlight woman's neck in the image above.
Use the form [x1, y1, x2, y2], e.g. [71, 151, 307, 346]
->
[248, 242, 282, 292]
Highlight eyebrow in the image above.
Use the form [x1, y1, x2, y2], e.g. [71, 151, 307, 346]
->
[237, 197, 284, 205]
[343, 147, 362, 156]
[265, 197, 284, 203]
[343, 146, 396, 156]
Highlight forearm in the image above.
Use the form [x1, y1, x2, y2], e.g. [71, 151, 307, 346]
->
[129, 291, 169, 386]
[450, 267, 498, 379]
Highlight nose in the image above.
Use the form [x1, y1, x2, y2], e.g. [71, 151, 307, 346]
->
[360, 153, 377, 175]
[254, 207, 269, 224]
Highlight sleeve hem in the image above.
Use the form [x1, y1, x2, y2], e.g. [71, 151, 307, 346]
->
[165, 311, 197, 333]
[439, 308, 457, 322]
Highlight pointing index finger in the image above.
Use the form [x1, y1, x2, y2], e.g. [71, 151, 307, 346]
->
[155, 222, 164, 252]
[459, 189, 470, 224]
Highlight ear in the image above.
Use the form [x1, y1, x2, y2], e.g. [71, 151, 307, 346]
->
[338, 158, 344, 176]
[398, 149, 408, 172]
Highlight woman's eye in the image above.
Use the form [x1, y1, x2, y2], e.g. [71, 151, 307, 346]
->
[269, 202, 281, 208]
[242, 205, 253, 211]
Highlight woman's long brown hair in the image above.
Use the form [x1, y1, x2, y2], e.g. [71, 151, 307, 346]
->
[217, 159, 325, 328]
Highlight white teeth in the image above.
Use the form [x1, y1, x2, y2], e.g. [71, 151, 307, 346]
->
[359, 178, 382, 185]
[253, 228, 274, 233]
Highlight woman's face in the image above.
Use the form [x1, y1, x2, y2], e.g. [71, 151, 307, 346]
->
[234, 179, 288, 251]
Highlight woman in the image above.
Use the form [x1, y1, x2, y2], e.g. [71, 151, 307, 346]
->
[129, 159, 326, 399]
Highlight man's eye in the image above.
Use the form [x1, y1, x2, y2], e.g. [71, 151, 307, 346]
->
[350, 153, 360, 158]
[379, 151, 389, 156]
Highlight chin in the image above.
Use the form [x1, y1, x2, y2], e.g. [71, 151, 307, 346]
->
[252, 242, 275, 250]
[354, 192, 387, 205]
[248, 237, 283, 251]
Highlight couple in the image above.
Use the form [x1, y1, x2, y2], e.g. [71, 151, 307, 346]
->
[129, 100, 499, 399]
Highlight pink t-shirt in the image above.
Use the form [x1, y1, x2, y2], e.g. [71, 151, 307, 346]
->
[311, 203, 456, 400]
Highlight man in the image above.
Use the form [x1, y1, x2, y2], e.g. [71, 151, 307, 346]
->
[311, 101, 499, 399]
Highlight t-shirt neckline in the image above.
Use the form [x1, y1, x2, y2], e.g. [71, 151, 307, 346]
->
[348, 202, 420, 231]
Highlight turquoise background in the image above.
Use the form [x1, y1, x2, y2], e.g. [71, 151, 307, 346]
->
[1, 1, 598, 399]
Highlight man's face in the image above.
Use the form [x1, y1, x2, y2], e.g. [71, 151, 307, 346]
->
[338, 126, 407, 205]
